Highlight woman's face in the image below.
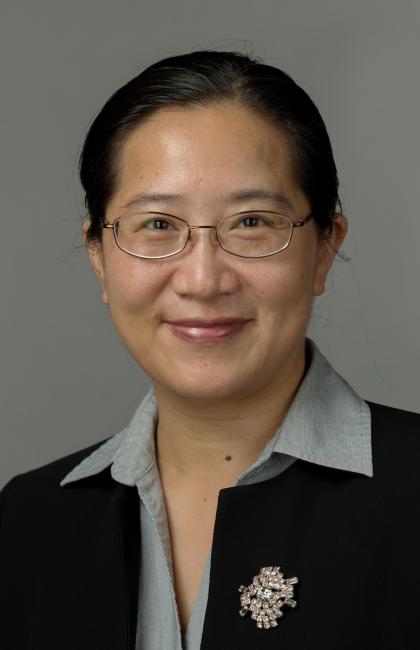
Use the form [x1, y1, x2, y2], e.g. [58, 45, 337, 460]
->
[87, 103, 347, 404]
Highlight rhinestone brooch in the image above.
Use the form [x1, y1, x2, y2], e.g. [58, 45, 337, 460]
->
[239, 566, 299, 629]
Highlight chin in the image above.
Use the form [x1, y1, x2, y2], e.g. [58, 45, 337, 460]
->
[151, 361, 252, 404]
[166, 384, 245, 405]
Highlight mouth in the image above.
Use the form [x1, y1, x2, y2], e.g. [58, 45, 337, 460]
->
[164, 318, 252, 343]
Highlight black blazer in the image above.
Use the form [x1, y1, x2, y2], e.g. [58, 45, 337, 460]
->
[0, 401, 419, 650]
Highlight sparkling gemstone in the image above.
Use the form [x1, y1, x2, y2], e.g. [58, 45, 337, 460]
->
[285, 599, 297, 608]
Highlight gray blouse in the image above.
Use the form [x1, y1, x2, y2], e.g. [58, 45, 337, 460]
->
[60, 339, 373, 650]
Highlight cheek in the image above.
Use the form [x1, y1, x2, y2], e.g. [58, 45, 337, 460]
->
[103, 256, 164, 321]
[261, 258, 315, 317]
[102, 263, 162, 361]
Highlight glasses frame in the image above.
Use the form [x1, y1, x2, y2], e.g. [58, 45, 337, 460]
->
[101, 210, 314, 259]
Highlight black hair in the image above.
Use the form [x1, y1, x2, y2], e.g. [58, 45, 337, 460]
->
[79, 49, 342, 244]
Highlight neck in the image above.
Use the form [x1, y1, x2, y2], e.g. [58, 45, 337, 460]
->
[154, 342, 309, 489]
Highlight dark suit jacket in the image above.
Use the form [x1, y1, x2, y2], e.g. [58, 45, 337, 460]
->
[0, 401, 419, 650]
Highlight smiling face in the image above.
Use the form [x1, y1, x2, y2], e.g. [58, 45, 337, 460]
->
[87, 103, 347, 405]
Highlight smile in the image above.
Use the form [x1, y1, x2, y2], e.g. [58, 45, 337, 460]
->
[165, 318, 251, 343]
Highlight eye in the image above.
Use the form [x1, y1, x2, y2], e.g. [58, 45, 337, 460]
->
[238, 215, 267, 228]
[130, 213, 185, 233]
[231, 213, 275, 229]
[143, 218, 174, 230]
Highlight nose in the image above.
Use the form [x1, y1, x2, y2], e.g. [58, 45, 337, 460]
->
[170, 226, 241, 299]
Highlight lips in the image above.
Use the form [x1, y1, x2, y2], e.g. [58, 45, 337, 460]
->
[165, 318, 251, 343]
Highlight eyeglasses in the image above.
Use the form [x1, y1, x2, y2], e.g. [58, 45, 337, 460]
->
[102, 210, 313, 259]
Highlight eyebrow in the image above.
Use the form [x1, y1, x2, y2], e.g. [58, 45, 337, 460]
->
[121, 188, 294, 211]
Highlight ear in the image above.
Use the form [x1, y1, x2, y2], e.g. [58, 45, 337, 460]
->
[313, 213, 348, 296]
[82, 219, 109, 305]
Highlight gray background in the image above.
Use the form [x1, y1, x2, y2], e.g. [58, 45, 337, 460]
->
[1, 0, 419, 488]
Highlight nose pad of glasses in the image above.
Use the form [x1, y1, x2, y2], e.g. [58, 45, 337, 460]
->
[187, 226, 219, 247]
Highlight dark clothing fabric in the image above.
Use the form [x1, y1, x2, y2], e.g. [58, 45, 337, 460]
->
[0, 401, 419, 650]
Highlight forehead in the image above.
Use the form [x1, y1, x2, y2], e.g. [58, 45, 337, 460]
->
[109, 103, 304, 213]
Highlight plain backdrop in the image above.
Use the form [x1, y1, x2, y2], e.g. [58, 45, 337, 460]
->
[1, 0, 419, 488]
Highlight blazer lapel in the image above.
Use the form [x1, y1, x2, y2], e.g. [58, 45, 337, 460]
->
[61, 472, 141, 650]
[111, 479, 141, 649]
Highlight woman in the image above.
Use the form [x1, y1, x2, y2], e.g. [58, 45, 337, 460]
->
[0, 50, 418, 650]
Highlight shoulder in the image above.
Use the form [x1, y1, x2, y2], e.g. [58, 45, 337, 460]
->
[368, 399, 420, 427]
[367, 400, 420, 484]
[0, 436, 126, 554]
[0, 436, 111, 513]
[368, 400, 420, 445]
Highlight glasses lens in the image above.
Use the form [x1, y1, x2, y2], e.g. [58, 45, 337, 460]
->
[218, 212, 292, 257]
[116, 213, 187, 258]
